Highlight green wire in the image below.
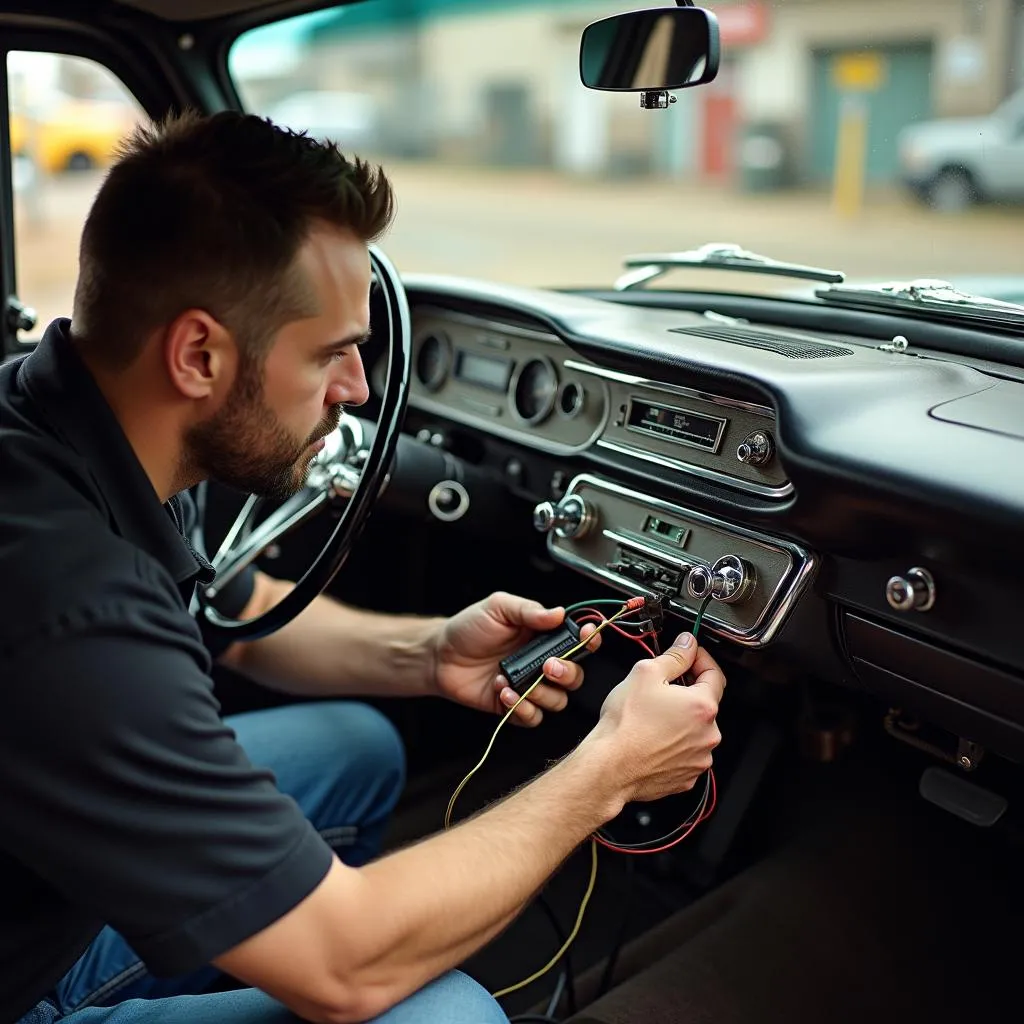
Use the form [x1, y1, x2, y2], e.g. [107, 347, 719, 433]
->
[565, 598, 631, 613]
[690, 594, 713, 643]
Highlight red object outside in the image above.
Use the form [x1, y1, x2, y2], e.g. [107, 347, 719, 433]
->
[701, 92, 738, 178]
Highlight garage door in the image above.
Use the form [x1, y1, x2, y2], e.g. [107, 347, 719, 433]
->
[809, 44, 933, 183]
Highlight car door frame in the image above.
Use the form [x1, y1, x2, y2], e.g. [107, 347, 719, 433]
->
[0, 2, 251, 360]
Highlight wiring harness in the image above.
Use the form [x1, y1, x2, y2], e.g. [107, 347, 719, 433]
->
[444, 592, 717, 1013]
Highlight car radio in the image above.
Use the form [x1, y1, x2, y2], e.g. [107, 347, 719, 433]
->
[534, 474, 815, 647]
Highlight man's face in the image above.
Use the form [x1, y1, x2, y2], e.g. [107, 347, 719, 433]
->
[186, 226, 371, 499]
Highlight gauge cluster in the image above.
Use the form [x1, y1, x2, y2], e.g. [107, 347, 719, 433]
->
[405, 308, 609, 455]
[401, 306, 789, 498]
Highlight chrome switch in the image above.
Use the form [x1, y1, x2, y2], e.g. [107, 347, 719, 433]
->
[531, 494, 595, 539]
[886, 567, 936, 612]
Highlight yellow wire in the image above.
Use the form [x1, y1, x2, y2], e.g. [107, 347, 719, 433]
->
[443, 609, 628, 830]
[491, 838, 599, 1000]
[441, 608, 633, 1002]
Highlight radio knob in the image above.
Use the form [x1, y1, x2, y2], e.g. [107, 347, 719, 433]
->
[737, 430, 774, 467]
[710, 555, 756, 605]
[686, 565, 714, 601]
[532, 495, 595, 539]
[886, 567, 936, 612]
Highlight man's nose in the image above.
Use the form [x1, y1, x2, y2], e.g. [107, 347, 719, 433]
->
[326, 354, 369, 408]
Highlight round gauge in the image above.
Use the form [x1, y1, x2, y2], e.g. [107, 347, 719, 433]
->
[415, 332, 451, 392]
[510, 357, 558, 426]
[558, 380, 585, 419]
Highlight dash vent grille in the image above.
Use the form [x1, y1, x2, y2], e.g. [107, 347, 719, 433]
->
[672, 324, 855, 359]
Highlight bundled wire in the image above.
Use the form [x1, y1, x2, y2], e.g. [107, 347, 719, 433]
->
[444, 597, 648, 830]
[446, 591, 717, 1008]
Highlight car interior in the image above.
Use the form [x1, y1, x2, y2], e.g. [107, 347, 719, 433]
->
[3, 2, 1023, 1022]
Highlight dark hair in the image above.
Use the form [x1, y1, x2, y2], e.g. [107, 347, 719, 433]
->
[72, 109, 395, 370]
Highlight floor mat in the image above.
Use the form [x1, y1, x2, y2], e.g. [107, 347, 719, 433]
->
[566, 740, 1024, 1024]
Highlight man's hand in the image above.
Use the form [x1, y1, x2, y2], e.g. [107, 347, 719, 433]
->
[432, 591, 599, 726]
[586, 630, 725, 801]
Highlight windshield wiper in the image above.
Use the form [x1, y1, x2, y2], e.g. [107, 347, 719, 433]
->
[815, 279, 1024, 329]
[614, 242, 846, 291]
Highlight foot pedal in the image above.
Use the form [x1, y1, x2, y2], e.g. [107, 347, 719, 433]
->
[919, 766, 1008, 827]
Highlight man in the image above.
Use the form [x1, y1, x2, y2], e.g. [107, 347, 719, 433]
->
[0, 111, 725, 1024]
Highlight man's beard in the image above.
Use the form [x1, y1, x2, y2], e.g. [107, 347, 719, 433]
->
[185, 359, 341, 500]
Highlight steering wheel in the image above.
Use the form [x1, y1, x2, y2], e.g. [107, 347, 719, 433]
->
[195, 245, 411, 643]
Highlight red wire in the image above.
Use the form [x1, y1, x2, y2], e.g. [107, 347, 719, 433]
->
[573, 599, 717, 855]
[575, 613, 656, 657]
[594, 771, 718, 855]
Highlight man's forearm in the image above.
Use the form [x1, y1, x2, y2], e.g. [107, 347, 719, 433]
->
[222, 574, 444, 699]
[346, 736, 624, 1011]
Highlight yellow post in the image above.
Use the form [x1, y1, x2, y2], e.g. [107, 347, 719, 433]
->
[833, 94, 868, 218]
[829, 51, 884, 219]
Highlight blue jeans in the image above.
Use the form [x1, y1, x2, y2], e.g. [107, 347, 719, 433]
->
[20, 701, 507, 1024]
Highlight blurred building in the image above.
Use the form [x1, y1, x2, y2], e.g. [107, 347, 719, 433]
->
[236, 0, 1023, 187]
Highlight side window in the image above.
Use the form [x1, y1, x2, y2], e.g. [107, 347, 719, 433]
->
[7, 52, 146, 343]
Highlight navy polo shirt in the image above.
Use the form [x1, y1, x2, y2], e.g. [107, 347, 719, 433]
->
[0, 321, 333, 1022]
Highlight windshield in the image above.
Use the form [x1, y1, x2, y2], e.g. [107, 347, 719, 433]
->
[229, 0, 1024, 299]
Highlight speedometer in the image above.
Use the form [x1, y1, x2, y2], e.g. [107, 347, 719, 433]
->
[510, 357, 558, 425]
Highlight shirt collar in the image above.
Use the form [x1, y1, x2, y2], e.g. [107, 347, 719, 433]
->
[19, 319, 214, 588]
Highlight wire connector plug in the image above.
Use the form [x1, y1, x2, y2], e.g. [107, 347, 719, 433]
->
[500, 618, 591, 694]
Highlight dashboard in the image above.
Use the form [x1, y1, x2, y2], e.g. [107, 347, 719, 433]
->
[375, 274, 1024, 766]
[409, 306, 790, 499]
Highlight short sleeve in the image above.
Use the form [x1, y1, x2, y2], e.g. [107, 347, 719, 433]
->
[0, 591, 332, 976]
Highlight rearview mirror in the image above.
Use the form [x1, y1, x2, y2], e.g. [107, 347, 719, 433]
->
[580, 7, 720, 93]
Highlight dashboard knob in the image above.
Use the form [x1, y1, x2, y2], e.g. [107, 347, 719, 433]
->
[687, 565, 714, 601]
[533, 501, 557, 533]
[553, 494, 595, 539]
[737, 430, 775, 467]
[532, 495, 596, 539]
[886, 567, 936, 612]
[710, 555, 756, 605]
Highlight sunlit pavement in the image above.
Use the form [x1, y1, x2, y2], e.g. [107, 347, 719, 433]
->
[14, 163, 1024, 340]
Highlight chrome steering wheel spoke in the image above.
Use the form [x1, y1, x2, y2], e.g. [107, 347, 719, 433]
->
[204, 414, 372, 598]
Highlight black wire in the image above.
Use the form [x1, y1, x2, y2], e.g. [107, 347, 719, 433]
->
[545, 970, 567, 1019]
[535, 892, 577, 1015]
[596, 855, 635, 998]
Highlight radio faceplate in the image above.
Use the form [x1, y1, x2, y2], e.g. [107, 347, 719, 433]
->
[545, 474, 815, 647]
[564, 361, 792, 499]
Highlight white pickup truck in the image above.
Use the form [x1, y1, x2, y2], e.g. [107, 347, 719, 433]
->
[897, 88, 1024, 211]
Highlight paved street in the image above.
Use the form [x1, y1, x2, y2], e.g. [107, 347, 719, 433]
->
[14, 163, 1024, 339]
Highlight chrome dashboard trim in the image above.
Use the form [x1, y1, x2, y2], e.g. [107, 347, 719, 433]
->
[596, 439, 795, 500]
[564, 360, 775, 417]
[407, 310, 610, 454]
[550, 474, 816, 647]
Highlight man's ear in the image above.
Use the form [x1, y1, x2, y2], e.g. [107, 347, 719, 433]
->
[163, 309, 237, 400]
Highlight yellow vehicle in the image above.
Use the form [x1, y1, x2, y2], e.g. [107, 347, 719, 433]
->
[9, 96, 138, 173]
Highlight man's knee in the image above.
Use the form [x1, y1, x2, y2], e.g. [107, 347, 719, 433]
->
[373, 971, 507, 1024]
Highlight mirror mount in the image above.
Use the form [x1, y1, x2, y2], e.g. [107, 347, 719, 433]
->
[640, 91, 678, 109]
